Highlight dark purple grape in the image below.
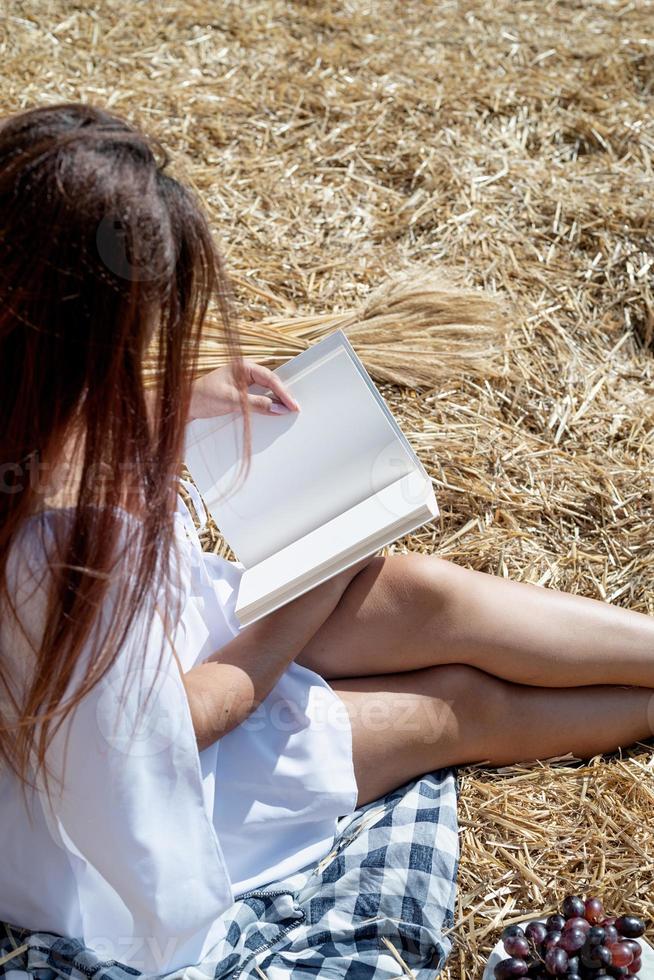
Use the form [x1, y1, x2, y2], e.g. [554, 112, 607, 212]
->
[585, 898, 604, 924]
[587, 927, 606, 946]
[562, 896, 586, 920]
[504, 936, 531, 959]
[494, 956, 529, 978]
[607, 966, 630, 978]
[544, 947, 568, 975]
[603, 925, 619, 946]
[503, 925, 527, 941]
[547, 914, 567, 933]
[622, 940, 642, 959]
[543, 931, 562, 951]
[559, 928, 587, 953]
[565, 976, 582, 980]
[615, 916, 645, 940]
[581, 943, 612, 969]
[526, 921, 549, 946]
[564, 917, 591, 935]
[566, 954, 579, 973]
[580, 945, 597, 968]
[610, 942, 635, 968]
[597, 946, 613, 968]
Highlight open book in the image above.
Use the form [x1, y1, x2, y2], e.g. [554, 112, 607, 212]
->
[184, 330, 439, 627]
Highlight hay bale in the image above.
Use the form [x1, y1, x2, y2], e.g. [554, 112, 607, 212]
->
[2, 0, 653, 975]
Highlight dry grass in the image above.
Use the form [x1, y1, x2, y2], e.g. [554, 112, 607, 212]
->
[2, 0, 653, 975]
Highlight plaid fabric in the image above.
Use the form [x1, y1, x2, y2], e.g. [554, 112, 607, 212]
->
[0, 769, 458, 980]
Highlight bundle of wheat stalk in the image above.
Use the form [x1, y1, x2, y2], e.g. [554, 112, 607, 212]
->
[2, 0, 653, 976]
[187, 270, 509, 387]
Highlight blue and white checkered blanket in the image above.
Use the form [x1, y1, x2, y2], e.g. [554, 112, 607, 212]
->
[0, 770, 458, 980]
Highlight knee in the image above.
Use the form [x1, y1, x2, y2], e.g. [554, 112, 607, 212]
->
[426, 664, 510, 750]
[381, 553, 462, 627]
[380, 552, 450, 596]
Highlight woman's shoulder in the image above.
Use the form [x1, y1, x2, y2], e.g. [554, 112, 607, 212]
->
[3, 508, 135, 661]
[6, 505, 138, 591]
[9, 502, 190, 581]
[3, 505, 191, 663]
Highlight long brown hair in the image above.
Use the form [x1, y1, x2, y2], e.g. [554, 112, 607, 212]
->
[0, 103, 248, 782]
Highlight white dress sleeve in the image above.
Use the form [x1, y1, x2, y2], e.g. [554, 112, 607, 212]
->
[10, 512, 235, 975]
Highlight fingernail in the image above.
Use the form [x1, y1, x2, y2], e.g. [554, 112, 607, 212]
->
[269, 402, 292, 414]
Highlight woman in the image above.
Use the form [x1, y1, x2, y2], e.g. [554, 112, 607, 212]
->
[1, 104, 652, 976]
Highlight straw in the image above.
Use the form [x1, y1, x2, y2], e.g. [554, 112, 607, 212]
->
[2, 1, 653, 975]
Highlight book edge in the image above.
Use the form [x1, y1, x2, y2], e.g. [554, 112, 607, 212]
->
[235, 490, 439, 627]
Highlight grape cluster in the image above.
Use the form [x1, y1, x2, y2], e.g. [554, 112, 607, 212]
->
[493, 896, 646, 979]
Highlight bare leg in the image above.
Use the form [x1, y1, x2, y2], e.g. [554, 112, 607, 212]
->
[297, 554, 654, 689]
[331, 664, 654, 805]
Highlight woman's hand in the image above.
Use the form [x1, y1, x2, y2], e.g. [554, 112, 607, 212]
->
[188, 360, 300, 421]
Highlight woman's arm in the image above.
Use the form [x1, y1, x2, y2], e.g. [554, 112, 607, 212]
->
[182, 623, 300, 751]
[181, 558, 374, 750]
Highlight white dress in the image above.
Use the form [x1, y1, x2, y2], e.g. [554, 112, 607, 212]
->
[0, 489, 358, 976]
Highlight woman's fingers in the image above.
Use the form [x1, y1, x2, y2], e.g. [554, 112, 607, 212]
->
[247, 393, 295, 415]
[245, 362, 300, 412]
